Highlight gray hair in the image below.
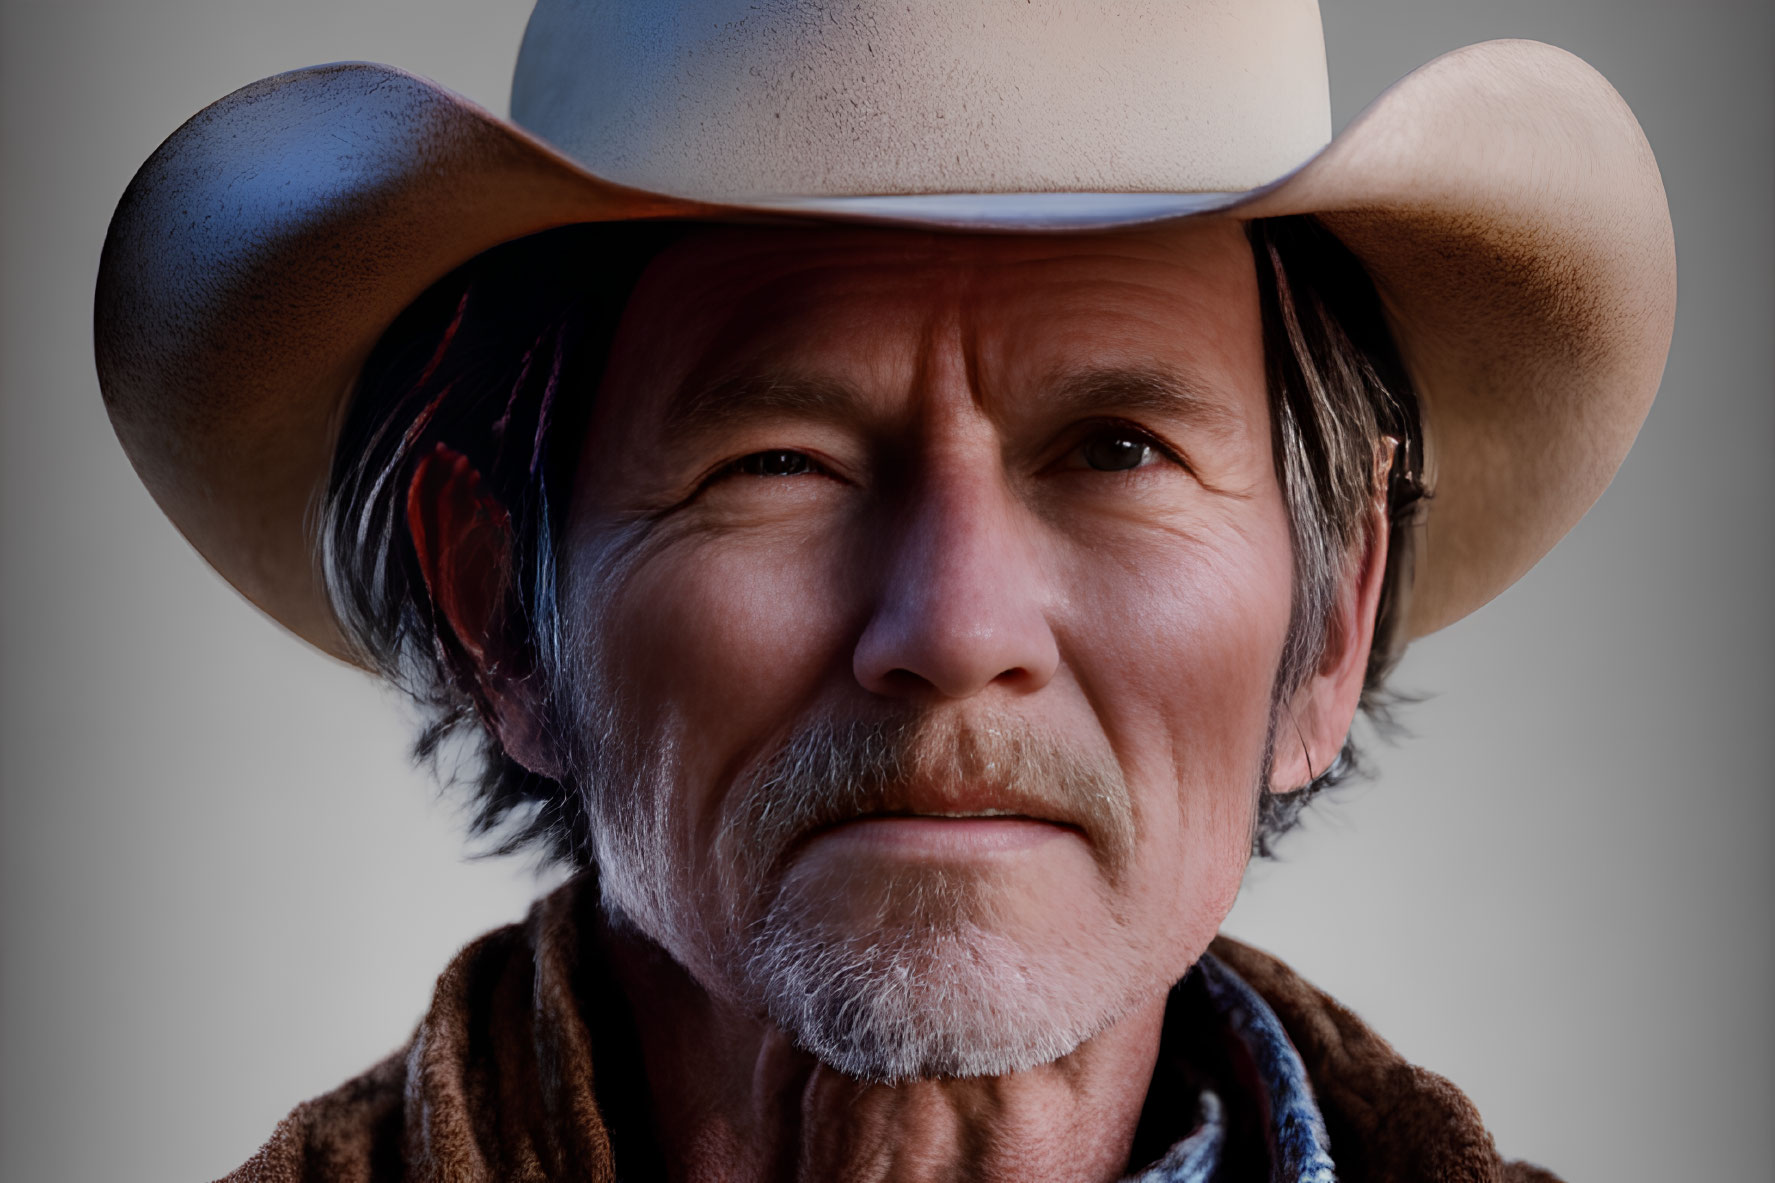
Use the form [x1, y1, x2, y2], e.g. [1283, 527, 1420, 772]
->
[318, 216, 1425, 867]
[1249, 217, 1426, 853]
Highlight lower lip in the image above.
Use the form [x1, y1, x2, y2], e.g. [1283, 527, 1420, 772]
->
[806, 816, 1076, 858]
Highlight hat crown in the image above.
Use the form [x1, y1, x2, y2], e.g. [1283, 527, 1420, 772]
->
[511, 0, 1332, 202]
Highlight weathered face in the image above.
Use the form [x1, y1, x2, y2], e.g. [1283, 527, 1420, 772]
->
[559, 221, 1296, 1079]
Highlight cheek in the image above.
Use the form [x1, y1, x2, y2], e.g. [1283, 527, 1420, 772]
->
[1059, 509, 1294, 946]
[592, 524, 857, 833]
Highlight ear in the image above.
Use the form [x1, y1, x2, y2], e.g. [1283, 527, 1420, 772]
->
[406, 442, 565, 779]
[1267, 490, 1392, 794]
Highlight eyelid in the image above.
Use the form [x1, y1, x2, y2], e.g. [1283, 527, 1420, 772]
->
[1054, 418, 1192, 473]
[696, 447, 844, 491]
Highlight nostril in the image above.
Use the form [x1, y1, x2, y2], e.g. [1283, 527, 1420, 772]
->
[991, 665, 1038, 689]
[868, 660, 1040, 701]
[877, 667, 936, 696]
[884, 668, 916, 683]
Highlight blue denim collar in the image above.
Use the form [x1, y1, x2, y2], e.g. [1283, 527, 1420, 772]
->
[1126, 953, 1337, 1183]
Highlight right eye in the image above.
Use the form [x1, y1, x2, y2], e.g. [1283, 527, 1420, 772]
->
[730, 450, 819, 477]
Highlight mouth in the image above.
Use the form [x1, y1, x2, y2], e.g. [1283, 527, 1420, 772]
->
[796, 809, 1086, 861]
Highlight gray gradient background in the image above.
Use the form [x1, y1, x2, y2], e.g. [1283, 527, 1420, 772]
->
[1, 1, 1769, 1179]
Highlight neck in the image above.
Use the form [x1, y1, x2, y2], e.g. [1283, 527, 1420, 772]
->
[600, 916, 1167, 1183]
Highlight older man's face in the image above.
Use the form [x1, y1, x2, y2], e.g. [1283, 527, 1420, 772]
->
[560, 221, 1294, 1079]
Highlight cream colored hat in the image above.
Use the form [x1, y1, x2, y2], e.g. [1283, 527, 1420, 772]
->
[94, 0, 1675, 662]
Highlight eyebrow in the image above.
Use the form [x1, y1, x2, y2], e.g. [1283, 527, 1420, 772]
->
[658, 362, 1243, 442]
[1041, 365, 1244, 438]
[660, 370, 863, 440]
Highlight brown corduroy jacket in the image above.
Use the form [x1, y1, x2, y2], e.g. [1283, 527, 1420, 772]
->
[223, 875, 1561, 1183]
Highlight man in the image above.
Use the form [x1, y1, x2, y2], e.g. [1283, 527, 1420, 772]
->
[94, 1, 1674, 1179]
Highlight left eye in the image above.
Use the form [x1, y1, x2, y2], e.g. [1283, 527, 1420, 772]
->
[1077, 431, 1158, 472]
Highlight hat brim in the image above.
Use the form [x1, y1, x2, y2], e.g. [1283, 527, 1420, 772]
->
[94, 38, 1674, 664]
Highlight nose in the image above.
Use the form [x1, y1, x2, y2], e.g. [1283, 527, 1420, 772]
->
[852, 465, 1060, 701]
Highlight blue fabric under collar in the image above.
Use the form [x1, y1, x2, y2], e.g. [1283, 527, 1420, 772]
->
[1126, 953, 1337, 1183]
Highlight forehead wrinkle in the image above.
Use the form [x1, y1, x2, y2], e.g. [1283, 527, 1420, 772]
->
[915, 278, 977, 421]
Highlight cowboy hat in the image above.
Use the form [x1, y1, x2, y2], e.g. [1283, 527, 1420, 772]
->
[93, 0, 1675, 663]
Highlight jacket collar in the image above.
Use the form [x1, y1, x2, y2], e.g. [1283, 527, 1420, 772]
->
[229, 872, 1558, 1182]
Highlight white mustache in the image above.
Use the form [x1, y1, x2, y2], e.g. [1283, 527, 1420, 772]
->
[715, 710, 1138, 893]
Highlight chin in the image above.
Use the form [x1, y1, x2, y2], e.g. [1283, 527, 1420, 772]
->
[731, 860, 1160, 1083]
